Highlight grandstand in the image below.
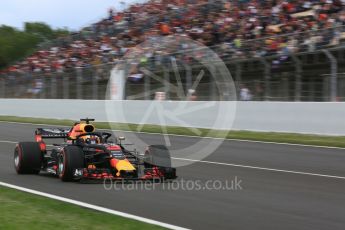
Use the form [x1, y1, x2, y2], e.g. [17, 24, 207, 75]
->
[1, 0, 345, 101]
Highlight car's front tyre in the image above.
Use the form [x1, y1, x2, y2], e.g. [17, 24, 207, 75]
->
[144, 145, 176, 179]
[58, 146, 85, 182]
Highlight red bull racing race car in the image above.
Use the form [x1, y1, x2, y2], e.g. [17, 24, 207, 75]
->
[14, 118, 176, 182]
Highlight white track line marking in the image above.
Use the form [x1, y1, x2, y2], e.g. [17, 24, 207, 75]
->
[0, 140, 53, 146]
[1, 140, 344, 180]
[0, 120, 344, 150]
[173, 157, 345, 180]
[0, 140, 18, 144]
[0, 181, 189, 230]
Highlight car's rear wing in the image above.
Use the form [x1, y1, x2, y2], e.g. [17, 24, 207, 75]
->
[35, 128, 70, 139]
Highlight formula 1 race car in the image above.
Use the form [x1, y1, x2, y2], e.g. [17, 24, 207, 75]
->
[14, 118, 176, 182]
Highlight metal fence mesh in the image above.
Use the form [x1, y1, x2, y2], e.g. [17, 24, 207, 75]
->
[1, 46, 345, 101]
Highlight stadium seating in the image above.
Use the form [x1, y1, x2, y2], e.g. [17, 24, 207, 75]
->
[3, 0, 345, 74]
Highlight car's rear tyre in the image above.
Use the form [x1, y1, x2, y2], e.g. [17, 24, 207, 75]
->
[144, 145, 176, 179]
[14, 142, 42, 174]
[58, 146, 84, 182]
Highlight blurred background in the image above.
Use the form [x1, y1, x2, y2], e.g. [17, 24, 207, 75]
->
[1, 0, 345, 101]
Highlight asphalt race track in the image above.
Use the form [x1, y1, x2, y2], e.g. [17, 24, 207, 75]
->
[1, 122, 345, 229]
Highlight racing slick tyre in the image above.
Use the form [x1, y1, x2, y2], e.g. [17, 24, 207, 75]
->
[14, 142, 42, 174]
[58, 146, 85, 182]
[144, 145, 176, 179]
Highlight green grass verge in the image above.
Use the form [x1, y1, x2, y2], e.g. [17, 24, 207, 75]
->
[1, 115, 345, 148]
[0, 186, 164, 230]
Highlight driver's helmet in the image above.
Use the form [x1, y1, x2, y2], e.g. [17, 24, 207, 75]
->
[80, 135, 100, 144]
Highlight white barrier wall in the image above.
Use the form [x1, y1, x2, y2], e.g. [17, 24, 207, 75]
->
[0, 99, 344, 136]
[232, 102, 345, 135]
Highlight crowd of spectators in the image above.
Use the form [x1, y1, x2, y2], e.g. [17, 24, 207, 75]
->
[2, 0, 345, 75]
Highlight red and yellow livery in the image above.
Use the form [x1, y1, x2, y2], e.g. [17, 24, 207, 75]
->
[14, 118, 176, 182]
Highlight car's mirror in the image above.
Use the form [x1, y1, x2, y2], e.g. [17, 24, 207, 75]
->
[118, 136, 125, 141]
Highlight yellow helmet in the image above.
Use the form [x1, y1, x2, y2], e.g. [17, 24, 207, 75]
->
[80, 135, 100, 144]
